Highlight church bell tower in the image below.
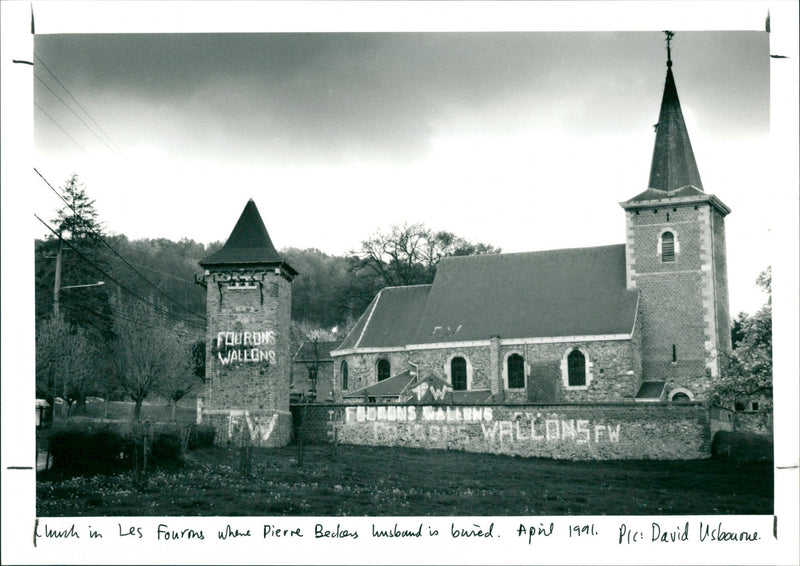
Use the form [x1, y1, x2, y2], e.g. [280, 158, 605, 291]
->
[198, 199, 297, 446]
[620, 33, 731, 402]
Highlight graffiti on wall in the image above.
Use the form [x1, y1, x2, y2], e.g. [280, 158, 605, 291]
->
[215, 330, 277, 365]
[329, 406, 621, 447]
[225, 410, 278, 442]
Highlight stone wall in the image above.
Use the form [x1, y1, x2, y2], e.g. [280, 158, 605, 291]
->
[333, 337, 641, 404]
[293, 402, 711, 460]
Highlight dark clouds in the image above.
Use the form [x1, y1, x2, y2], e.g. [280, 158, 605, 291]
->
[34, 31, 768, 165]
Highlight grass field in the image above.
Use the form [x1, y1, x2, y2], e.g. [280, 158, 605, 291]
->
[37, 443, 773, 517]
[51, 399, 197, 424]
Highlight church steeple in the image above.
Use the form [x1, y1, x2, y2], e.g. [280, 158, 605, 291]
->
[647, 31, 703, 192]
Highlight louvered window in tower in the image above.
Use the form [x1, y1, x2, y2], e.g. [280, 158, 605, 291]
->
[341, 361, 349, 390]
[451, 357, 467, 391]
[661, 232, 675, 262]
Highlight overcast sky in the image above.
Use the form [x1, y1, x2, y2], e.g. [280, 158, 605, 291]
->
[32, 26, 772, 314]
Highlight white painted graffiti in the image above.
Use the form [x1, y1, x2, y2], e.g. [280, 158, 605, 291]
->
[216, 330, 277, 365]
[226, 410, 278, 442]
[410, 381, 451, 401]
[336, 407, 621, 445]
[344, 405, 492, 423]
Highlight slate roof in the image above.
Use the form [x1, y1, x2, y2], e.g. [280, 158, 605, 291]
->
[335, 244, 638, 353]
[624, 185, 705, 204]
[200, 199, 297, 275]
[337, 284, 433, 350]
[341, 371, 415, 399]
[647, 66, 704, 192]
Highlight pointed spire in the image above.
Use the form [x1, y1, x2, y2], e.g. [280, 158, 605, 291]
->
[200, 199, 296, 274]
[647, 32, 704, 192]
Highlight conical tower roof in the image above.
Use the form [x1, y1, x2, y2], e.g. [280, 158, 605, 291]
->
[200, 199, 296, 275]
[647, 63, 703, 192]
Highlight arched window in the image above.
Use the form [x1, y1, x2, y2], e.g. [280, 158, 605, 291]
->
[377, 359, 391, 381]
[507, 354, 525, 389]
[451, 357, 467, 391]
[671, 392, 690, 403]
[341, 361, 349, 391]
[567, 350, 586, 386]
[661, 231, 675, 262]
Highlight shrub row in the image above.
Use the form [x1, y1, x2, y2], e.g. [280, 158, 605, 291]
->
[47, 422, 216, 475]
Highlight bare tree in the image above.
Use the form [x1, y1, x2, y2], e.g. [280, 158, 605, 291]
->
[114, 301, 194, 421]
[354, 223, 500, 288]
[36, 314, 96, 422]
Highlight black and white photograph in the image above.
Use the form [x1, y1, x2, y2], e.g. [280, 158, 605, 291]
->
[1, 1, 798, 564]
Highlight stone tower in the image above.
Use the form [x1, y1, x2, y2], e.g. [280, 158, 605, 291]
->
[620, 38, 731, 401]
[198, 199, 297, 446]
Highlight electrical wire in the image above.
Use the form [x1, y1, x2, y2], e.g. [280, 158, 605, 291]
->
[35, 168, 207, 323]
[35, 213, 205, 329]
[35, 74, 118, 155]
[34, 102, 90, 157]
[34, 53, 124, 156]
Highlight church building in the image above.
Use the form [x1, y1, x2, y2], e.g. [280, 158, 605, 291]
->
[330, 42, 731, 406]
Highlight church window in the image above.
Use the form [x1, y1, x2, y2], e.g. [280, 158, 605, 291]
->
[672, 392, 691, 403]
[660, 231, 675, 262]
[341, 361, 349, 390]
[507, 354, 525, 389]
[377, 359, 391, 381]
[451, 357, 467, 391]
[567, 350, 586, 386]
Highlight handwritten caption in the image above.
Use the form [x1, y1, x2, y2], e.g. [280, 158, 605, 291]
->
[33, 519, 762, 547]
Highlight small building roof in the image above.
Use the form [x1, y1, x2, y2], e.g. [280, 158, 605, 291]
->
[341, 370, 415, 399]
[335, 244, 638, 354]
[200, 199, 297, 275]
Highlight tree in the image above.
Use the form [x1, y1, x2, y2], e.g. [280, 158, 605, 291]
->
[353, 222, 500, 290]
[716, 267, 772, 403]
[114, 300, 197, 420]
[35, 315, 97, 422]
[36, 175, 115, 414]
[156, 339, 204, 422]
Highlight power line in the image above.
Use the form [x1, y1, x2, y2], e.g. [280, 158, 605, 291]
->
[35, 213, 205, 329]
[34, 53, 124, 156]
[59, 301, 204, 341]
[35, 74, 118, 155]
[34, 168, 207, 323]
[34, 102, 90, 157]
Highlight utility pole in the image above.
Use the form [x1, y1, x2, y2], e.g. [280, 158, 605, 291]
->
[53, 237, 63, 317]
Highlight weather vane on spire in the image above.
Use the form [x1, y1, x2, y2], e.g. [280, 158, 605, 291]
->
[664, 30, 674, 68]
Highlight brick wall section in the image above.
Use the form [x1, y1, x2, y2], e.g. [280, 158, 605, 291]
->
[625, 202, 721, 398]
[201, 270, 293, 446]
[334, 336, 641, 404]
[712, 209, 732, 359]
[293, 402, 712, 460]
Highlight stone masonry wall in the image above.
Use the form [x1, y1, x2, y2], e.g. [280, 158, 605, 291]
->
[201, 270, 293, 447]
[334, 336, 641, 403]
[293, 402, 711, 460]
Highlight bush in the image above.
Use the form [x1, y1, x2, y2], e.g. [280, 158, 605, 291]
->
[711, 431, 773, 462]
[188, 424, 216, 450]
[48, 424, 132, 475]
